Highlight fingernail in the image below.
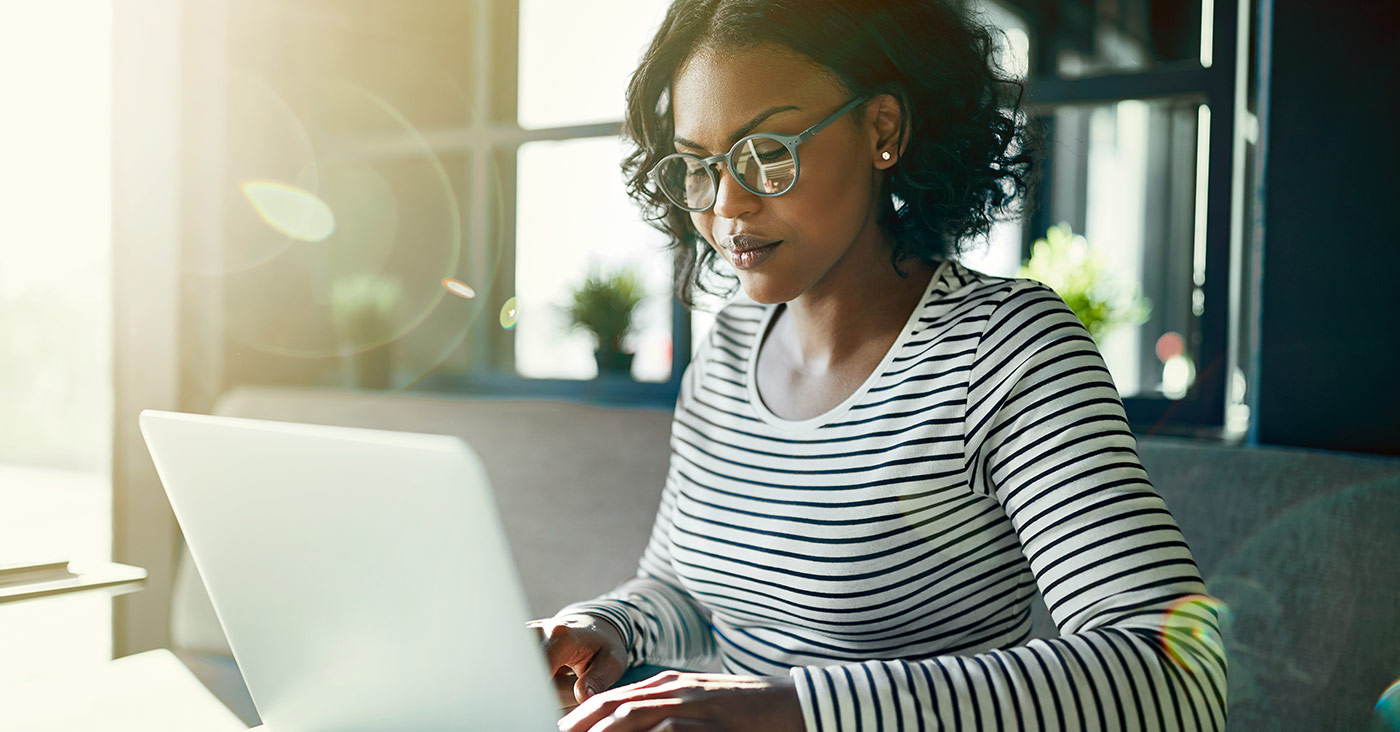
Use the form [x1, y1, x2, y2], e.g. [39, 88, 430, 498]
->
[585, 683, 599, 697]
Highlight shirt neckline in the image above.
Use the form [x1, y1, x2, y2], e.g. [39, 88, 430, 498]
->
[745, 258, 954, 434]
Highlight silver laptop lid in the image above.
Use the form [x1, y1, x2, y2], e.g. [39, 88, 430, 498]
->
[139, 409, 558, 732]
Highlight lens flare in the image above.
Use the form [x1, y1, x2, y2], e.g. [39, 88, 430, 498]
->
[500, 297, 519, 329]
[442, 278, 475, 299]
[1159, 594, 1228, 672]
[239, 179, 336, 242]
[1155, 331, 1185, 362]
[1377, 679, 1400, 730]
[225, 79, 466, 362]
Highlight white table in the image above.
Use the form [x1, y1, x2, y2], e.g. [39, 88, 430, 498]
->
[0, 648, 249, 731]
[0, 646, 650, 729]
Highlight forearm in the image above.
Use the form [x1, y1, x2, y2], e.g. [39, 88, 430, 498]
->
[789, 601, 1227, 732]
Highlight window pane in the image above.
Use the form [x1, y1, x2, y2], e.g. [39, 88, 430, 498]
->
[0, 467, 113, 685]
[961, 218, 1025, 279]
[1039, 99, 1206, 400]
[0, 0, 113, 681]
[518, 0, 669, 129]
[515, 137, 673, 382]
[687, 265, 735, 358]
[233, 1, 474, 137]
[222, 2, 475, 390]
[1053, 0, 1209, 78]
[970, 0, 1032, 80]
[223, 139, 467, 390]
[690, 308, 716, 359]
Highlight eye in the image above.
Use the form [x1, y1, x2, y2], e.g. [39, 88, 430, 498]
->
[743, 136, 789, 163]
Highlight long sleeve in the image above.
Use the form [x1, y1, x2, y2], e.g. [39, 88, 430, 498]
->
[788, 280, 1228, 731]
[554, 344, 719, 671]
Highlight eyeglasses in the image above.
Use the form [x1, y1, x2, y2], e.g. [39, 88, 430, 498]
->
[649, 95, 870, 212]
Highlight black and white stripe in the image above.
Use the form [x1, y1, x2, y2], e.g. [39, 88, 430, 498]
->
[561, 259, 1227, 731]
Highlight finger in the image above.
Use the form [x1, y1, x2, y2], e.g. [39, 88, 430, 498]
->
[583, 670, 692, 711]
[560, 697, 687, 732]
[559, 677, 698, 732]
[573, 649, 626, 702]
[536, 623, 626, 701]
[605, 669, 686, 696]
[643, 720, 712, 732]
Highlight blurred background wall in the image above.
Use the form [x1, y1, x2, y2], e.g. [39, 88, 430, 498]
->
[1248, 0, 1400, 454]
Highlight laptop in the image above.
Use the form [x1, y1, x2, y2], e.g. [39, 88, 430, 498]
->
[139, 409, 561, 731]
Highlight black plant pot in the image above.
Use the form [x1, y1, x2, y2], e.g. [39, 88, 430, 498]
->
[594, 348, 634, 376]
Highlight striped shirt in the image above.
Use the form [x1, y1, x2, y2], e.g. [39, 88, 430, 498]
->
[560, 258, 1228, 731]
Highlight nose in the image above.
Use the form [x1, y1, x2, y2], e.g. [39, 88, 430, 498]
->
[710, 162, 760, 219]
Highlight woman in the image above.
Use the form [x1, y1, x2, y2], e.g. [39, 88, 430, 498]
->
[534, 1, 1227, 730]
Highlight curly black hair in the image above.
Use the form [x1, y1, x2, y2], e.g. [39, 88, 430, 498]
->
[622, 0, 1041, 309]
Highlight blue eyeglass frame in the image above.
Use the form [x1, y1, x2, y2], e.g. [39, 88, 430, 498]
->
[649, 95, 871, 212]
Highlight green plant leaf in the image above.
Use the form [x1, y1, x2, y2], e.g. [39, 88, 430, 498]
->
[1017, 222, 1150, 342]
[562, 262, 647, 352]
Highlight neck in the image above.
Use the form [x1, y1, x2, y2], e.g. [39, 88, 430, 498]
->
[772, 246, 939, 375]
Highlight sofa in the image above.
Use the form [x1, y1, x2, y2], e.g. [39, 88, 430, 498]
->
[171, 386, 1400, 730]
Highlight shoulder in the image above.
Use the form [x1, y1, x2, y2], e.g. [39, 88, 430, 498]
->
[907, 259, 1063, 346]
[943, 261, 1083, 340]
[933, 262, 1096, 385]
[946, 261, 1060, 314]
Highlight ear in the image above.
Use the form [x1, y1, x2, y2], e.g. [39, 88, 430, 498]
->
[868, 93, 907, 171]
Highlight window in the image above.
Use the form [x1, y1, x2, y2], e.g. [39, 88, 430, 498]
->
[960, 0, 1031, 280]
[517, 0, 664, 131]
[415, 0, 692, 403]
[514, 138, 673, 382]
[425, 0, 1249, 428]
[220, 0, 478, 392]
[442, 0, 1248, 429]
[0, 2, 115, 683]
[1045, 98, 1207, 399]
[971, 0, 1247, 433]
[243, 0, 1248, 429]
[512, 1, 678, 384]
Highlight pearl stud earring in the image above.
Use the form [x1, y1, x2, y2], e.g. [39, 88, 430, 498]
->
[881, 151, 892, 161]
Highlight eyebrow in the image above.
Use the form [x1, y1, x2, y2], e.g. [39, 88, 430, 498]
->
[673, 105, 802, 153]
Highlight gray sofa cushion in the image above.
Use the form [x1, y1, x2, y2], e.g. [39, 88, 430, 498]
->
[1141, 438, 1400, 731]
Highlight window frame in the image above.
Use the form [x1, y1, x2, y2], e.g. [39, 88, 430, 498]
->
[404, 0, 689, 407]
[1008, 0, 1245, 434]
[423, 0, 1247, 431]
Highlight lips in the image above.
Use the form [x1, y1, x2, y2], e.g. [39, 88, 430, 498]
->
[723, 234, 782, 252]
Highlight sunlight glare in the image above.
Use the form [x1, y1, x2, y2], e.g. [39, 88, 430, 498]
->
[239, 179, 336, 242]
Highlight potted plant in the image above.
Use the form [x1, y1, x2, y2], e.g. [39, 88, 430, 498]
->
[1018, 222, 1150, 342]
[563, 263, 646, 376]
[329, 274, 401, 389]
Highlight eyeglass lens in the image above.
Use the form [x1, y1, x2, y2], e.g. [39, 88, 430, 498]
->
[656, 135, 797, 210]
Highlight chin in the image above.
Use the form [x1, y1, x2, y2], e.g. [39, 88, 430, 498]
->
[736, 272, 801, 305]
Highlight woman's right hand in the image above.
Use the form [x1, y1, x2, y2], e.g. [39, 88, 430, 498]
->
[527, 613, 629, 704]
